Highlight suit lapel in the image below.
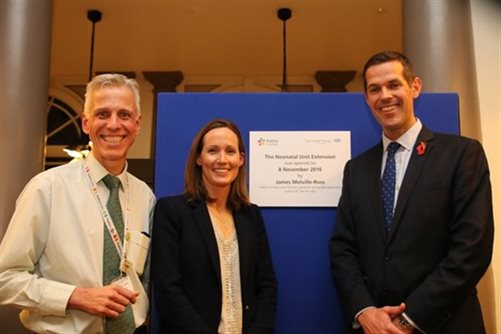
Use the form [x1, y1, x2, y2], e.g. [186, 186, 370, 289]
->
[389, 127, 435, 241]
[367, 144, 388, 243]
[234, 209, 251, 283]
[192, 200, 221, 282]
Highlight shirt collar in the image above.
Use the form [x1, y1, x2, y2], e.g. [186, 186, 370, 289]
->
[382, 118, 422, 152]
[86, 152, 128, 189]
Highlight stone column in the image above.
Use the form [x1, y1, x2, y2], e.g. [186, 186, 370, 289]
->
[143, 71, 184, 158]
[404, 1, 495, 332]
[0, 1, 52, 333]
[403, 0, 481, 139]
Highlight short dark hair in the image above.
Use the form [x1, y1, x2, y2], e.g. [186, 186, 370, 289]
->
[362, 51, 416, 92]
[184, 118, 249, 209]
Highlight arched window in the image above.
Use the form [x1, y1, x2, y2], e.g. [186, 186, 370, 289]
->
[45, 86, 85, 169]
[47, 96, 82, 145]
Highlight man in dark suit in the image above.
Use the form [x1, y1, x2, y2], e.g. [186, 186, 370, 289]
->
[330, 51, 494, 334]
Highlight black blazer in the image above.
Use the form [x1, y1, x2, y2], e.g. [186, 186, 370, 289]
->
[330, 126, 494, 334]
[152, 194, 277, 334]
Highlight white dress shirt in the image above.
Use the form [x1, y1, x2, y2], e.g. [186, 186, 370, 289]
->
[0, 153, 155, 334]
[381, 118, 422, 211]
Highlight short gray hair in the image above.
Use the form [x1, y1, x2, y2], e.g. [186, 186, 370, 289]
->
[83, 73, 141, 116]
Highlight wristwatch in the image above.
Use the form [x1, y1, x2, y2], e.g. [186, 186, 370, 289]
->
[398, 315, 415, 331]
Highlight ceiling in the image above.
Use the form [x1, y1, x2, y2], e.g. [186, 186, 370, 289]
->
[50, 0, 402, 86]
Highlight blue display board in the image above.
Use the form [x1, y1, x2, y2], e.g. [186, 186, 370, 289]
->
[153, 93, 459, 333]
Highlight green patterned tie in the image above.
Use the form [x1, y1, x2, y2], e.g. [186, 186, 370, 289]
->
[102, 174, 136, 334]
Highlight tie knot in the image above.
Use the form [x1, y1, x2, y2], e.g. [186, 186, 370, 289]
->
[387, 142, 400, 156]
[102, 174, 121, 190]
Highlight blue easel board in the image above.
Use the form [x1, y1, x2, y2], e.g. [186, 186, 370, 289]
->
[153, 93, 459, 333]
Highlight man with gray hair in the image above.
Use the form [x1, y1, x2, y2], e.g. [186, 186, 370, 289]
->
[0, 74, 155, 333]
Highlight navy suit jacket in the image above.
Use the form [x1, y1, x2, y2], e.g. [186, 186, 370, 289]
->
[330, 126, 493, 333]
[152, 194, 277, 334]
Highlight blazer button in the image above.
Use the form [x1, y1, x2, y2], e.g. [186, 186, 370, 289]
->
[245, 305, 250, 311]
[384, 255, 391, 261]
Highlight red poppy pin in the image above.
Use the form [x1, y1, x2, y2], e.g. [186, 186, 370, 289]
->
[416, 141, 427, 156]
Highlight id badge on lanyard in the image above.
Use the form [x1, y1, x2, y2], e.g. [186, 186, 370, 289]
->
[84, 161, 132, 277]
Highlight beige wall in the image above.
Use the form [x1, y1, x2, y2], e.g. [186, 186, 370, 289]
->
[471, 1, 500, 332]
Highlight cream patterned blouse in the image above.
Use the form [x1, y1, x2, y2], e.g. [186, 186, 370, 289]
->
[210, 216, 243, 334]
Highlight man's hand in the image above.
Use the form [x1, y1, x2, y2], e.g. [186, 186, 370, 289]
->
[67, 285, 139, 318]
[358, 303, 407, 334]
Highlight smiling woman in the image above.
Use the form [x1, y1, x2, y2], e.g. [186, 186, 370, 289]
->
[151, 119, 278, 334]
[196, 127, 244, 203]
